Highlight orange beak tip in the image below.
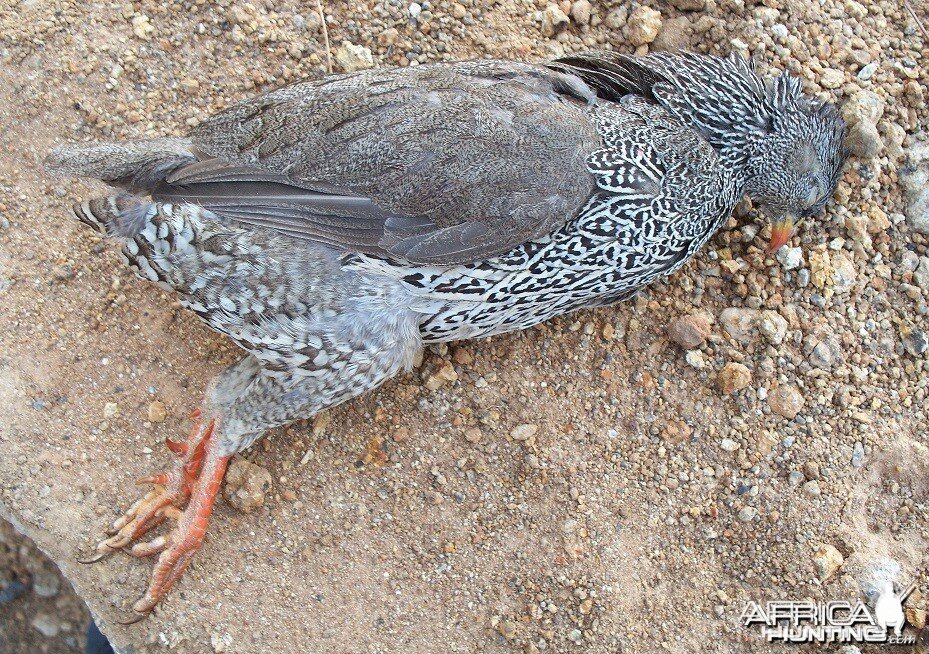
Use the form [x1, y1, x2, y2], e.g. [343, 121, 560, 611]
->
[767, 221, 795, 252]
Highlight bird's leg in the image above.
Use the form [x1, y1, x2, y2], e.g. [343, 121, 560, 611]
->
[123, 431, 230, 622]
[79, 409, 212, 564]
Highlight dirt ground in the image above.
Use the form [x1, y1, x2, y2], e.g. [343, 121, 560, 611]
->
[0, 0, 927, 653]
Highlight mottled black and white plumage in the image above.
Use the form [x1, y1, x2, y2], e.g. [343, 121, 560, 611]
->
[48, 50, 848, 449]
[46, 51, 846, 616]
[49, 53, 844, 450]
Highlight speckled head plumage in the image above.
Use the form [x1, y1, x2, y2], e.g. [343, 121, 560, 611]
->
[550, 51, 848, 248]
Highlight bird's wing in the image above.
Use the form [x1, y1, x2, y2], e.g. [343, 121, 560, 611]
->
[581, 94, 729, 279]
[155, 60, 600, 265]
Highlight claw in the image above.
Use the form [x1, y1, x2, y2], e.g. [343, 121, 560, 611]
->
[118, 611, 151, 626]
[79, 414, 231, 623]
[77, 550, 111, 565]
[165, 438, 188, 457]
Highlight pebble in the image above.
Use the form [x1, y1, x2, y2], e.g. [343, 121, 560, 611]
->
[842, 90, 885, 126]
[31, 613, 61, 638]
[900, 325, 928, 356]
[776, 246, 803, 270]
[851, 442, 864, 467]
[685, 350, 706, 369]
[103, 402, 119, 419]
[541, 5, 570, 36]
[510, 423, 538, 441]
[667, 314, 712, 349]
[812, 544, 844, 581]
[846, 120, 883, 158]
[626, 5, 662, 46]
[496, 619, 517, 640]
[570, 0, 592, 25]
[31, 566, 60, 598]
[900, 143, 929, 235]
[788, 470, 805, 486]
[913, 257, 929, 292]
[802, 480, 821, 497]
[768, 385, 804, 419]
[819, 68, 844, 89]
[759, 311, 788, 345]
[720, 438, 740, 452]
[222, 457, 272, 513]
[737, 506, 757, 522]
[717, 362, 751, 394]
[334, 41, 374, 72]
[719, 308, 759, 344]
[148, 400, 167, 423]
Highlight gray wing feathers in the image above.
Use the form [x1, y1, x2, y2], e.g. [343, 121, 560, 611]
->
[183, 60, 600, 264]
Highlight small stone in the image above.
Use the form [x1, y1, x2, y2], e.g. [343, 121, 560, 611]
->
[30, 567, 60, 598]
[627, 5, 662, 46]
[651, 15, 693, 52]
[768, 385, 804, 419]
[831, 253, 857, 293]
[737, 506, 757, 522]
[31, 613, 60, 638]
[900, 325, 928, 356]
[900, 143, 929, 235]
[906, 607, 927, 630]
[685, 350, 706, 369]
[913, 257, 929, 292]
[759, 311, 788, 345]
[803, 460, 820, 480]
[541, 4, 570, 36]
[802, 480, 821, 497]
[210, 632, 232, 653]
[570, 0, 592, 25]
[567, 628, 583, 643]
[819, 68, 844, 89]
[131, 14, 154, 40]
[51, 265, 74, 281]
[788, 470, 805, 486]
[605, 7, 628, 29]
[671, 0, 706, 10]
[334, 40, 373, 72]
[103, 402, 119, 419]
[720, 438, 740, 452]
[851, 442, 864, 467]
[846, 121, 883, 158]
[223, 457, 272, 513]
[464, 428, 482, 443]
[667, 314, 712, 349]
[813, 544, 844, 581]
[496, 619, 517, 640]
[842, 90, 885, 126]
[148, 400, 167, 423]
[717, 362, 751, 394]
[510, 423, 538, 441]
[719, 308, 759, 344]
[776, 246, 803, 270]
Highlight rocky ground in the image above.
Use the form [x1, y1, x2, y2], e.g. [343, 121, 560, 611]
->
[0, 0, 927, 652]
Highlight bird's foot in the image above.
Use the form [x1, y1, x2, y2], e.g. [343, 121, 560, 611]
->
[80, 411, 231, 623]
[79, 410, 210, 565]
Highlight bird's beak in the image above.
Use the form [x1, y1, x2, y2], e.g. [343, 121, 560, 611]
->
[768, 215, 795, 252]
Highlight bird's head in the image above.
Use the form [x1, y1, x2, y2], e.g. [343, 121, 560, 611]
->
[742, 75, 847, 251]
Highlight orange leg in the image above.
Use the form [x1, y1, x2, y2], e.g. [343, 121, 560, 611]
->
[79, 410, 209, 564]
[123, 442, 230, 623]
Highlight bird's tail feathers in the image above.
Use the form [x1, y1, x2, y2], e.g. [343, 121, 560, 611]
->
[73, 194, 154, 240]
[45, 137, 196, 193]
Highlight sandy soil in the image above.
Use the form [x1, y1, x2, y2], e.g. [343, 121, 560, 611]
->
[0, 1, 927, 653]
